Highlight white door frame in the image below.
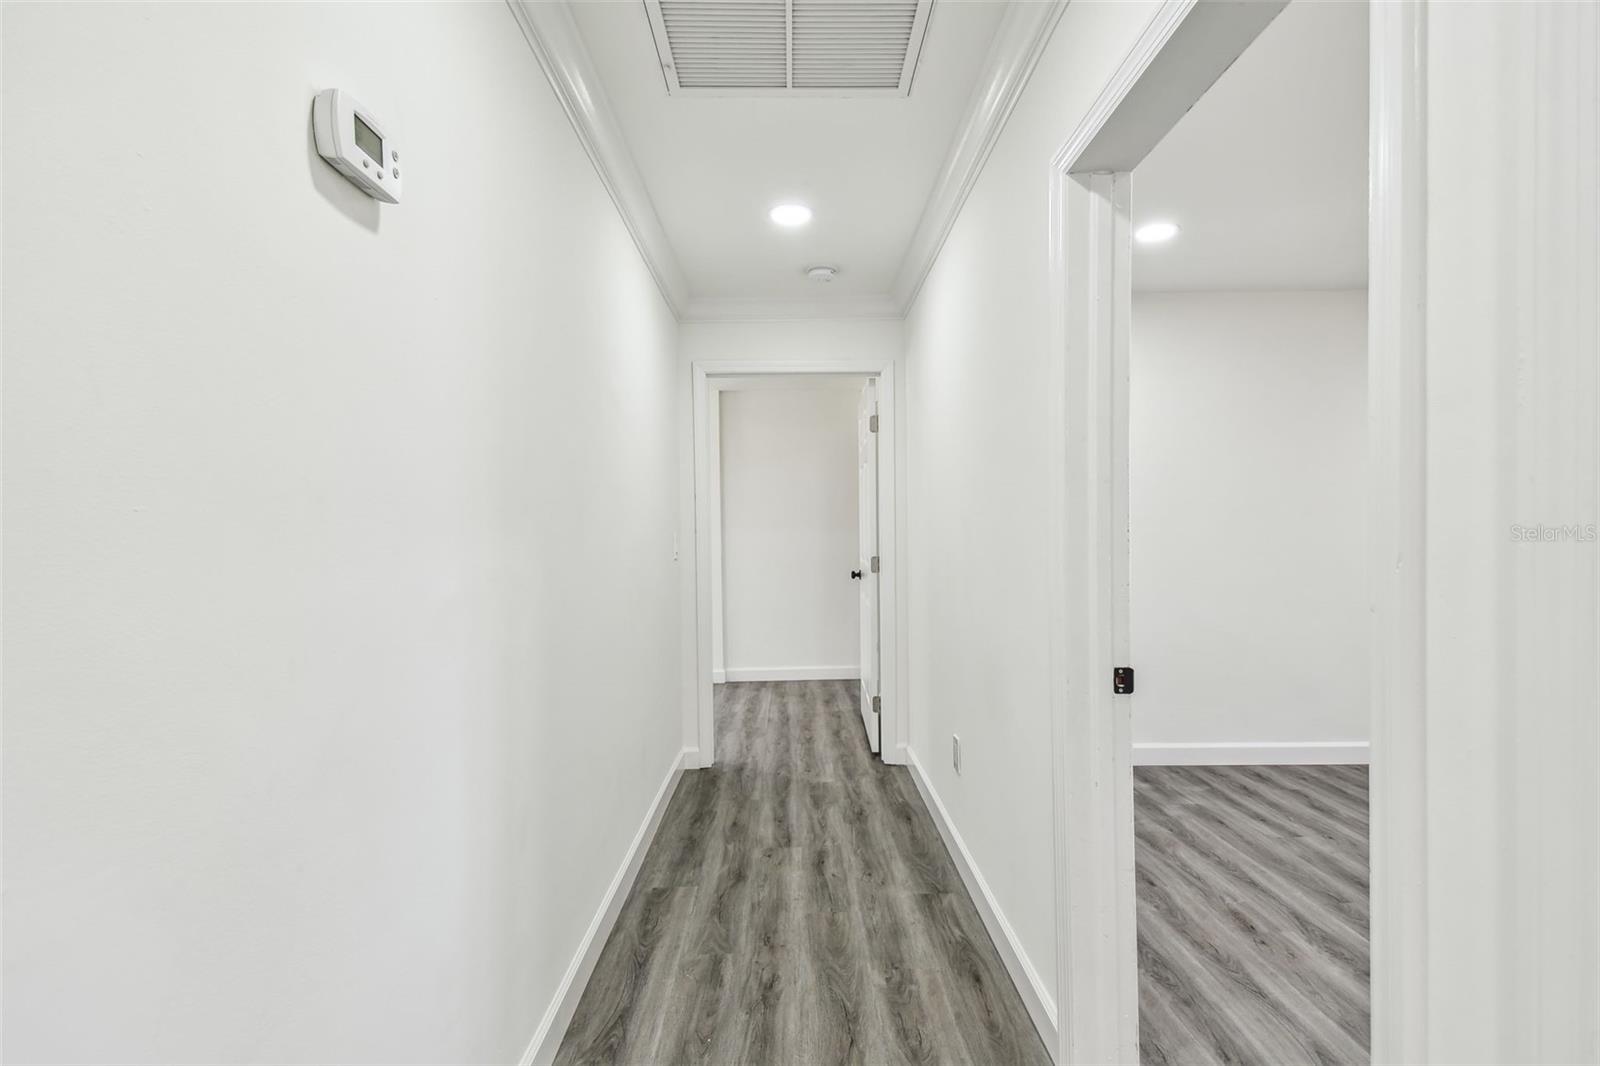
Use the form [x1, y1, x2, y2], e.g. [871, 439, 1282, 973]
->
[1364, 2, 1427, 1059]
[689, 359, 902, 768]
[1046, 2, 1426, 1063]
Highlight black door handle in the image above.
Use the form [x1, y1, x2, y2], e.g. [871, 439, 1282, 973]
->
[850, 570, 863, 580]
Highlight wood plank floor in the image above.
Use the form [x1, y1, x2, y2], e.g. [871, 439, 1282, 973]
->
[1135, 764, 1370, 1065]
[554, 680, 1051, 1066]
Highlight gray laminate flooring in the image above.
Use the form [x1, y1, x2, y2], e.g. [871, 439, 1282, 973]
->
[1135, 765, 1370, 1065]
[554, 680, 1051, 1066]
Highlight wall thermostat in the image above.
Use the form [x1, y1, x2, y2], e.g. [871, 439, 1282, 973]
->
[313, 89, 402, 204]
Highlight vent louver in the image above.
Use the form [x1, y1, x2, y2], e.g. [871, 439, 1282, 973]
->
[644, 0, 934, 96]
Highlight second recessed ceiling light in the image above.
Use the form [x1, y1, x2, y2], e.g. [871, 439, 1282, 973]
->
[770, 203, 813, 227]
[1135, 221, 1180, 244]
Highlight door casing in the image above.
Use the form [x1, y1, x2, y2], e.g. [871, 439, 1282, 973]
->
[1044, 1, 1423, 1063]
[689, 360, 903, 768]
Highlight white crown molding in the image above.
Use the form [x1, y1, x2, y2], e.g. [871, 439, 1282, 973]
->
[509, 0, 1066, 323]
[506, 0, 690, 317]
[890, 0, 1069, 314]
[681, 295, 903, 323]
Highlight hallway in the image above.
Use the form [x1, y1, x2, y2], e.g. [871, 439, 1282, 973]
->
[8, 2, 1596, 1061]
[554, 681, 1051, 1065]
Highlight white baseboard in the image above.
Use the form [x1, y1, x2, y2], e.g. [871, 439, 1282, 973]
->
[905, 749, 1059, 1061]
[519, 748, 688, 1066]
[1133, 740, 1370, 766]
[711, 668, 727, 684]
[720, 665, 860, 683]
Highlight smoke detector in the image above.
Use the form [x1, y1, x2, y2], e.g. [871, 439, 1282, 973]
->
[806, 265, 838, 283]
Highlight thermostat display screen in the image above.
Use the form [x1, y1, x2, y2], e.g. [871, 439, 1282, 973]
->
[353, 113, 383, 164]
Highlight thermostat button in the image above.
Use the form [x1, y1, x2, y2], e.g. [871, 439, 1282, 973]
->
[392, 150, 399, 162]
[392, 167, 400, 179]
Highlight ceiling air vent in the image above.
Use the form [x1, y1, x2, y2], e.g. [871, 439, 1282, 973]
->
[644, 0, 934, 97]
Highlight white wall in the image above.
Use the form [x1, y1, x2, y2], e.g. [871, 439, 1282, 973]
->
[1130, 290, 1368, 762]
[1377, 2, 1600, 1060]
[902, 0, 1164, 1023]
[718, 388, 860, 680]
[679, 319, 903, 368]
[3, 4, 681, 1063]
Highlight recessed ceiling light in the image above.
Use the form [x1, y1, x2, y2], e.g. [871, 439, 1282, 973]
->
[806, 265, 838, 282]
[1135, 221, 1180, 245]
[770, 203, 813, 227]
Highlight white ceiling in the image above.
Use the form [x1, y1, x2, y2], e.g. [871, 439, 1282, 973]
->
[1132, 0, 1368, 292]
[569, 0, 1007, 307]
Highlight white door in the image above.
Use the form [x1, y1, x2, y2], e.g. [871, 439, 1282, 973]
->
[857, 380, 881, 753]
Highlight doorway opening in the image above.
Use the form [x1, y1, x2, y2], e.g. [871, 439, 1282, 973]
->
[1125, 1, 1371, 1060]
[1043, 0, 1415, 1061]
[689, 361, 902, 768]
[710, 374, 880, 750]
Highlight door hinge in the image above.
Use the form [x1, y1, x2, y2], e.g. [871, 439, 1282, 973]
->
[872, 695, 881, 714]
[870, 555, 880, 573]
[869, 413, 879, 433]
[1113, 666, 1135, 695]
